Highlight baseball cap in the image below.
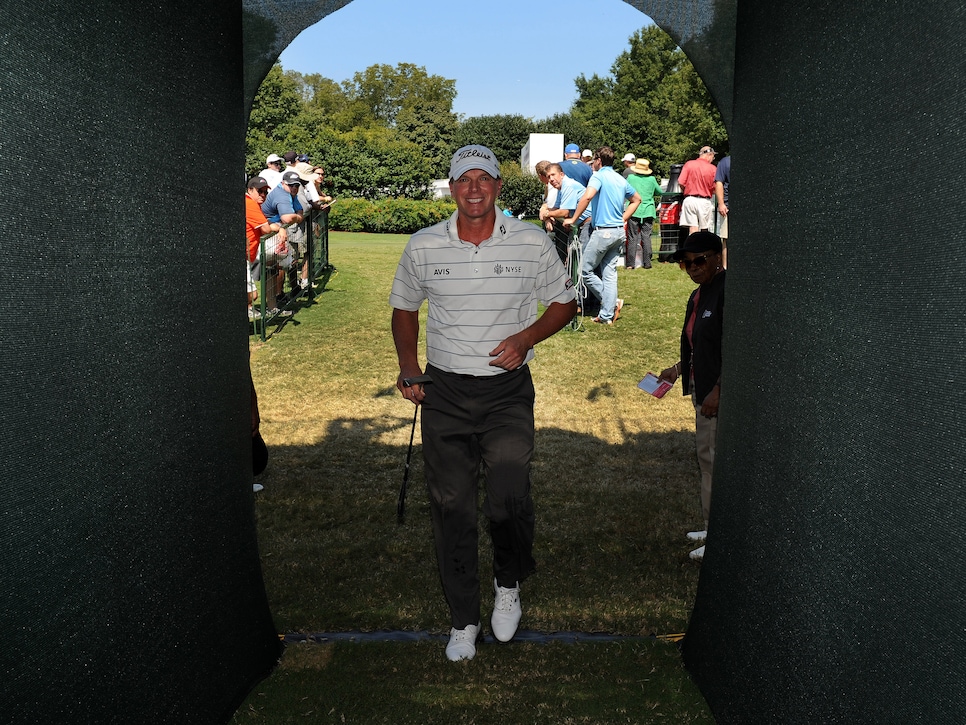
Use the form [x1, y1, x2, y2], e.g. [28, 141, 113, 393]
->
[283, 151, 298, 163]
[281, 170, 302, 186]
[671, 231, 723, 260]
[564, 143, 580, 154]
[622, 153, 636, 163]
[247, 176, 269, 190]
[449, 145, 501, 180]
[581, 149, 593, 159]
[266, 153, 281, 164]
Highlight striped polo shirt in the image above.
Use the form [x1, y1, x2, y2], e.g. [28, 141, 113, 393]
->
[389, 208, 576, 376]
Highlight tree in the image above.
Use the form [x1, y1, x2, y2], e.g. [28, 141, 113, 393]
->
[396, 99, 459, 179]
[567, 26, 728, 175]
[496, 162, 545, 217]
[324, 127, 435, 201]
[341, 63, 456, 127]
[246, 63, 305, 173]
[454, 115, 538, 167]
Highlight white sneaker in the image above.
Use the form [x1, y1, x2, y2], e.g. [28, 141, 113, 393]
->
[686, 530, 707, 543]
[689, 545, 705, 561]
[445, 623, 480, 661]
[491, 579, 522, 642]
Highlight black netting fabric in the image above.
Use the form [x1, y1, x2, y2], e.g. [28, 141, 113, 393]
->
[1, 2, 280, 722]
[6, 0, 961, 721]
[681, 1, 966, 722]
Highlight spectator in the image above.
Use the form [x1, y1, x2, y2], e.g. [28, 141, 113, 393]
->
[559, 142, 592, 186]
[678, 146, 717, 235]
[715, 155, 731, 268]
[260, 170, 303, 305]
[287, 165, 322, 291]
[581, 149, 594, 166]
[621, 152, 636, 178]
[658, 231, 726, 562]
[389, 144, 576, 662]
[258, 154, 284, 189]
[544, 162, 592, 263]
[564, 146, 641, 325]
[245, 176, 290, 314]
[535, 159, 555, 231]
[310, 165, 333, 206]
[624, 159, 663, 270]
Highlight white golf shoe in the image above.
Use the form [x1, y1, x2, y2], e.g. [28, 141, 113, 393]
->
[491, 579, 522, 642]
[445, 623, 480, 661]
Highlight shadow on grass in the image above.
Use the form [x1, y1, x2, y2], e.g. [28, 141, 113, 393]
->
[252, 410, 704, 638]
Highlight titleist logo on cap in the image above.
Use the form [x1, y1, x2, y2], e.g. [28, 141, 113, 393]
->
[456, 148, 494, 163]
[449, 144, 501, 179]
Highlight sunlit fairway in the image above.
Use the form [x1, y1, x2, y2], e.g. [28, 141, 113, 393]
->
[238, 230, 713, 724]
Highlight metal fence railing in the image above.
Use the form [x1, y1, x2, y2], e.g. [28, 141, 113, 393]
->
[250, 206, 333, 341]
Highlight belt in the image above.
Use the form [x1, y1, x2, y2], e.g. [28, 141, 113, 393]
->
[595, 225, 622, 229]
[686, 195, 712, 199]
[428, 364, 526, 380]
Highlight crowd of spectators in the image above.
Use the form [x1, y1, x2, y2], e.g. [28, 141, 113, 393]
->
[533, 142, 727, 318]
[245, 151, 333, 318]
[534, 141, 728, 561]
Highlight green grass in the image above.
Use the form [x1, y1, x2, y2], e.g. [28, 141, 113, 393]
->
[240, 231, 712, 723]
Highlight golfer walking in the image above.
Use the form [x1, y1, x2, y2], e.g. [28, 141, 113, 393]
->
[389, 145, 577, 661]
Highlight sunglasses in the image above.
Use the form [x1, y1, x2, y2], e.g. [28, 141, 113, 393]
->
[681, 253, 714, 269]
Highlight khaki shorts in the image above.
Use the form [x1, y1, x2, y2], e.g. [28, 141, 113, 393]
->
[680, 196, 714, 229]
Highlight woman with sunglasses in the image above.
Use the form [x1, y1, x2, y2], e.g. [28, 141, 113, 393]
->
[658, 231, 725, 562]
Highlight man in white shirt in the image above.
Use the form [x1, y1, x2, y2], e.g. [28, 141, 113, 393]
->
[258, 154, 284, 189]
[389, 145, 576, 662]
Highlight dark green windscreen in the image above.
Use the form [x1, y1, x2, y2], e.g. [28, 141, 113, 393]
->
[3, 0, 963, 721]
[682, 1, 966, 721]
[0, 2, 281, 722]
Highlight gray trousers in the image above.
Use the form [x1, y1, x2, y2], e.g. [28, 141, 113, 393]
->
[421, 364, 537, 629]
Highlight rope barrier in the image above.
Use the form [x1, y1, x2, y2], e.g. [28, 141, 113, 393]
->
[278, 630, 686, 645]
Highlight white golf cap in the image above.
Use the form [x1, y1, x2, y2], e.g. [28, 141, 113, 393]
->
[449, 145, 501, 180]
[622, 153, 636, 162]
[581, 149, 593, 158]
[266, 153, 282, 163]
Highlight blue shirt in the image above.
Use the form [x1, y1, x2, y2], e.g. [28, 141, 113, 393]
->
[559, 158, 592, 186]
[714, 155, 731, 205]
[552, 176, 591, 223]
[587, 168, 637, 227]
[261, 184, 302, 223]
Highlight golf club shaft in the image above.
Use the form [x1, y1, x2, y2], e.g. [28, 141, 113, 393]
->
[397, 404, 419, 524]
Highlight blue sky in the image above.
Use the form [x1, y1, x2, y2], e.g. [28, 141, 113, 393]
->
[278, 0, 652, 119]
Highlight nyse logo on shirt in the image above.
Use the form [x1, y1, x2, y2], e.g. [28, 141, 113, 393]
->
[494, 263, 522, 275]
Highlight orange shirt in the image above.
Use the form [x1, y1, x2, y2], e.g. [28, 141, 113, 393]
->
[245, 195, 269, 262]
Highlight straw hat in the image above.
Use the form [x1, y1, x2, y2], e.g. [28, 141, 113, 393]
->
[632, 159, 653, 175]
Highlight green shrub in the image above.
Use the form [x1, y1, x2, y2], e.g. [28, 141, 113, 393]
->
[496, 161, 545, 217]
[328, 198, 457, 234]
